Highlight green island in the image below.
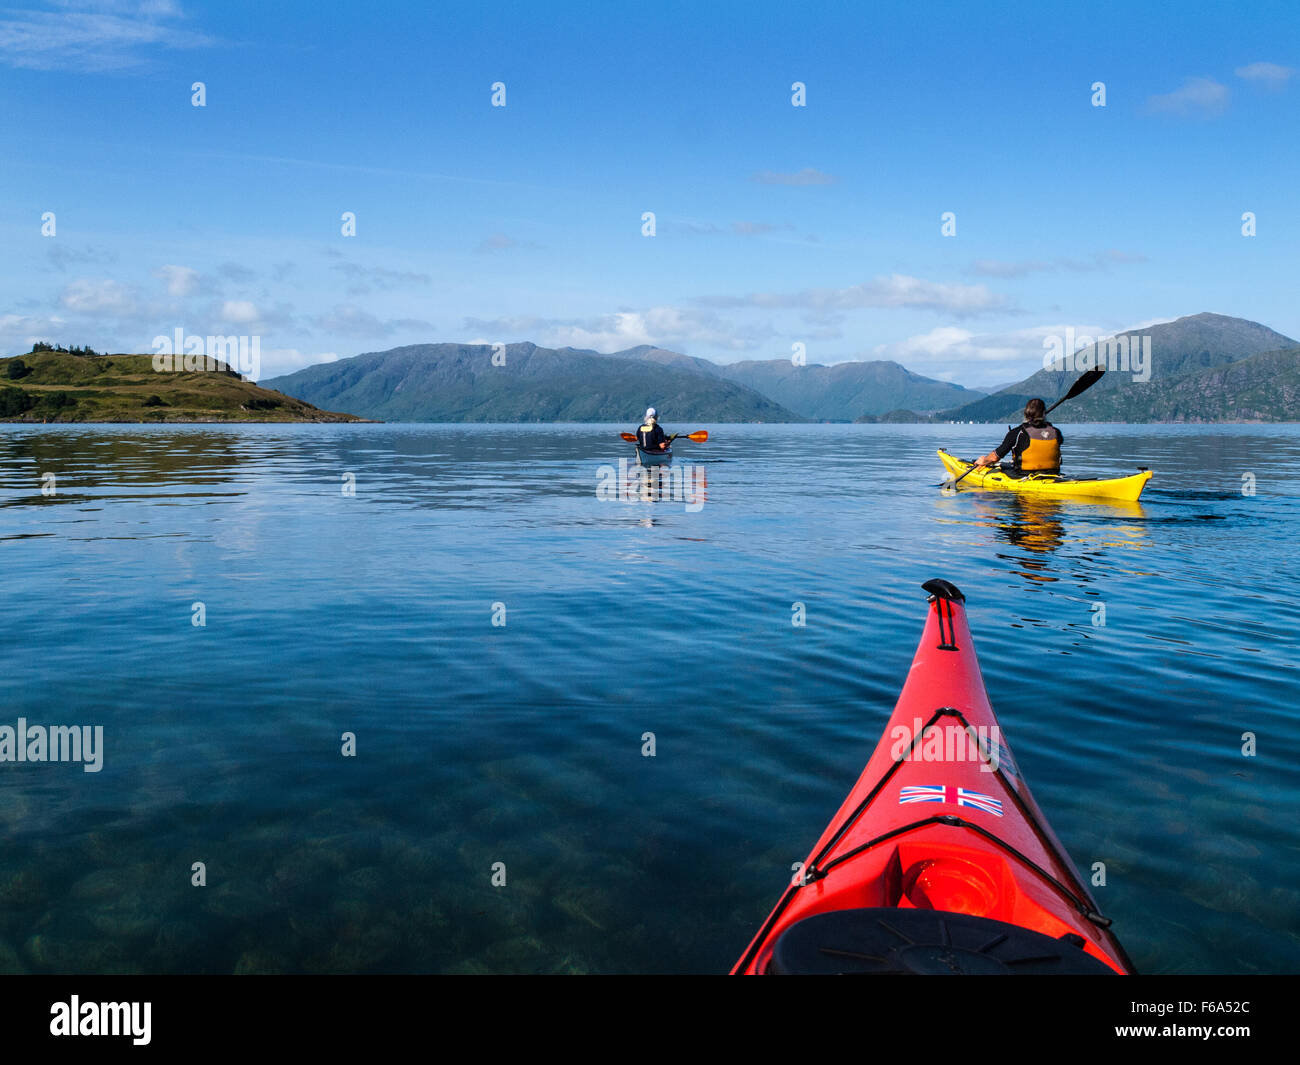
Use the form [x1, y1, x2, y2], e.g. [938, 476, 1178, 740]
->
[0, 345, 364, 423]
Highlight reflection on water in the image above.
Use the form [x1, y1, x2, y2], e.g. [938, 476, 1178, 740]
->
[1, 422, 1299, 974]
[947, 494, 1149, 584]
[616, 460, 709, 510]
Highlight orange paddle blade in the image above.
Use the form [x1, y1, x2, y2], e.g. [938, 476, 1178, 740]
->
[619, 432, 637, 442]
[686, 430, 709, 442]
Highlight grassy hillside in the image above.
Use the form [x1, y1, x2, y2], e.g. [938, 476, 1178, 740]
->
[0, 351, 364, 423]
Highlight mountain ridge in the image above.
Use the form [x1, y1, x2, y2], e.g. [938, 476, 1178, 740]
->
[264, 342, 804, 422]
[937, 313, 1296, 423]
[265, 342, 986, 422]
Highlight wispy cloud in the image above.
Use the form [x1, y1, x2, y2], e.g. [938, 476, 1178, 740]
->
[970, 249, 1147, 278]
[1145, 76, 1230, 117]
[475, 232, 542, 253]
[219, 261, 257, 284]
[478, 233, 518, 252]
[0, 1, 214, 72]
[188, 150, 556, 193]
[1235, 61, 1295, 89]
[871, 323, 1110, 384]
[330, 260, 432, 293]
[60, 278, 139, 314]
[312, 306, 432, 339]
[259, 348, 340, 380]
[1, 311, 68, 353]
[464, 307, 772, 353]
[656, 219, 721, 237]
[46, 243, 119, 271]
[750, 168, 837, 186]
[693, 274, 1011, 317]
[657, 219, 796, 239]
[732, 221, 796, 237]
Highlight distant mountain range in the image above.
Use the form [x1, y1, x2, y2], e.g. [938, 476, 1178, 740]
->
[264, 342, 984, 423]
[936, 313, 1298, 423]
[28, 311, 1282, 425]
[264, 343, 802, 422]
[718, 358, 979, 420]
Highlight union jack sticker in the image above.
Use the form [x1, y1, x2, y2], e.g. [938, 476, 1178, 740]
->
[899, 784, 1004, 817]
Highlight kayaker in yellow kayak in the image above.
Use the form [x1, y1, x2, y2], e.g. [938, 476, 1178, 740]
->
[637, 407, 670, 452]
[975, 398, 1063, 473]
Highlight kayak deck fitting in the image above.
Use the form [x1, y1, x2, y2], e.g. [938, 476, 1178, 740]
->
[938, 448, 1152, 502]
[733, 580, 1133, 975]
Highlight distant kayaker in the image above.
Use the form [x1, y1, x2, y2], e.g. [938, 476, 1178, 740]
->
[637, 407, 670, 452]
[975, 398, 1063, 472]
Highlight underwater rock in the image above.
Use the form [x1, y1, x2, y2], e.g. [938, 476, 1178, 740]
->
[0, 938, 26, 974]
[234, 949, 289, 975]
[0, 869, 46, 908]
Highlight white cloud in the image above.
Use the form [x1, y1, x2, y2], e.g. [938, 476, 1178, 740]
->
[155, 264, 200, 297]
[60, 278, 137, 314]
[1235, 61, 1295, 88]
[463, 307, 770, 353]
[871, 323, 1111, 386]
[220, 300, 261, 325]
[0, 312, 68, 353]
[547, 307, 765, 352]
[1145, 77, 1230, 117]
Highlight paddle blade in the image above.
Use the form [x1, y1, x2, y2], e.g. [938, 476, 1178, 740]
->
[620, 432, 637, 442]
[1064, 367, 1105, 399]
[1049, 368, 1105, 410]
[686, 430, 709, 442]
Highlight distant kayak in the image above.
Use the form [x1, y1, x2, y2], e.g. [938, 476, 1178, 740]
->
[938, 449, 1152, 502]
[733, 579, 1133, 975]
[636, 447, 672, 466]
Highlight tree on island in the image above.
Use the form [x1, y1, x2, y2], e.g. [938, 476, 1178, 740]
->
[0, 387, 34, 416]
[30, 342, 102, 357]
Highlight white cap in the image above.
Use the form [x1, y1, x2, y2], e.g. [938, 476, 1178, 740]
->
[645, 407, 657, 420]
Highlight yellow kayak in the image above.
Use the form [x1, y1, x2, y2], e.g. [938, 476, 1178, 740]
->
[937, 449, 1152, 502]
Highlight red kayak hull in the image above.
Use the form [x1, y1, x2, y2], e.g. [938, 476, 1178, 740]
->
[732, 580, 1132, 975]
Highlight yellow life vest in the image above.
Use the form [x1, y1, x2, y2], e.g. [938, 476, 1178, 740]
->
[1019, 426, 1061, 471]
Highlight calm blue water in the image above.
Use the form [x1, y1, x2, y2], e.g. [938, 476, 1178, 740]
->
[1, 422, 1297, 974]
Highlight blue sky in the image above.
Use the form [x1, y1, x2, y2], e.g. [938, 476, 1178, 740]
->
[2, 0, 1296, 385]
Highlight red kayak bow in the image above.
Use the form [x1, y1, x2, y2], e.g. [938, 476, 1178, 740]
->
[733, 579, 1133, 975]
